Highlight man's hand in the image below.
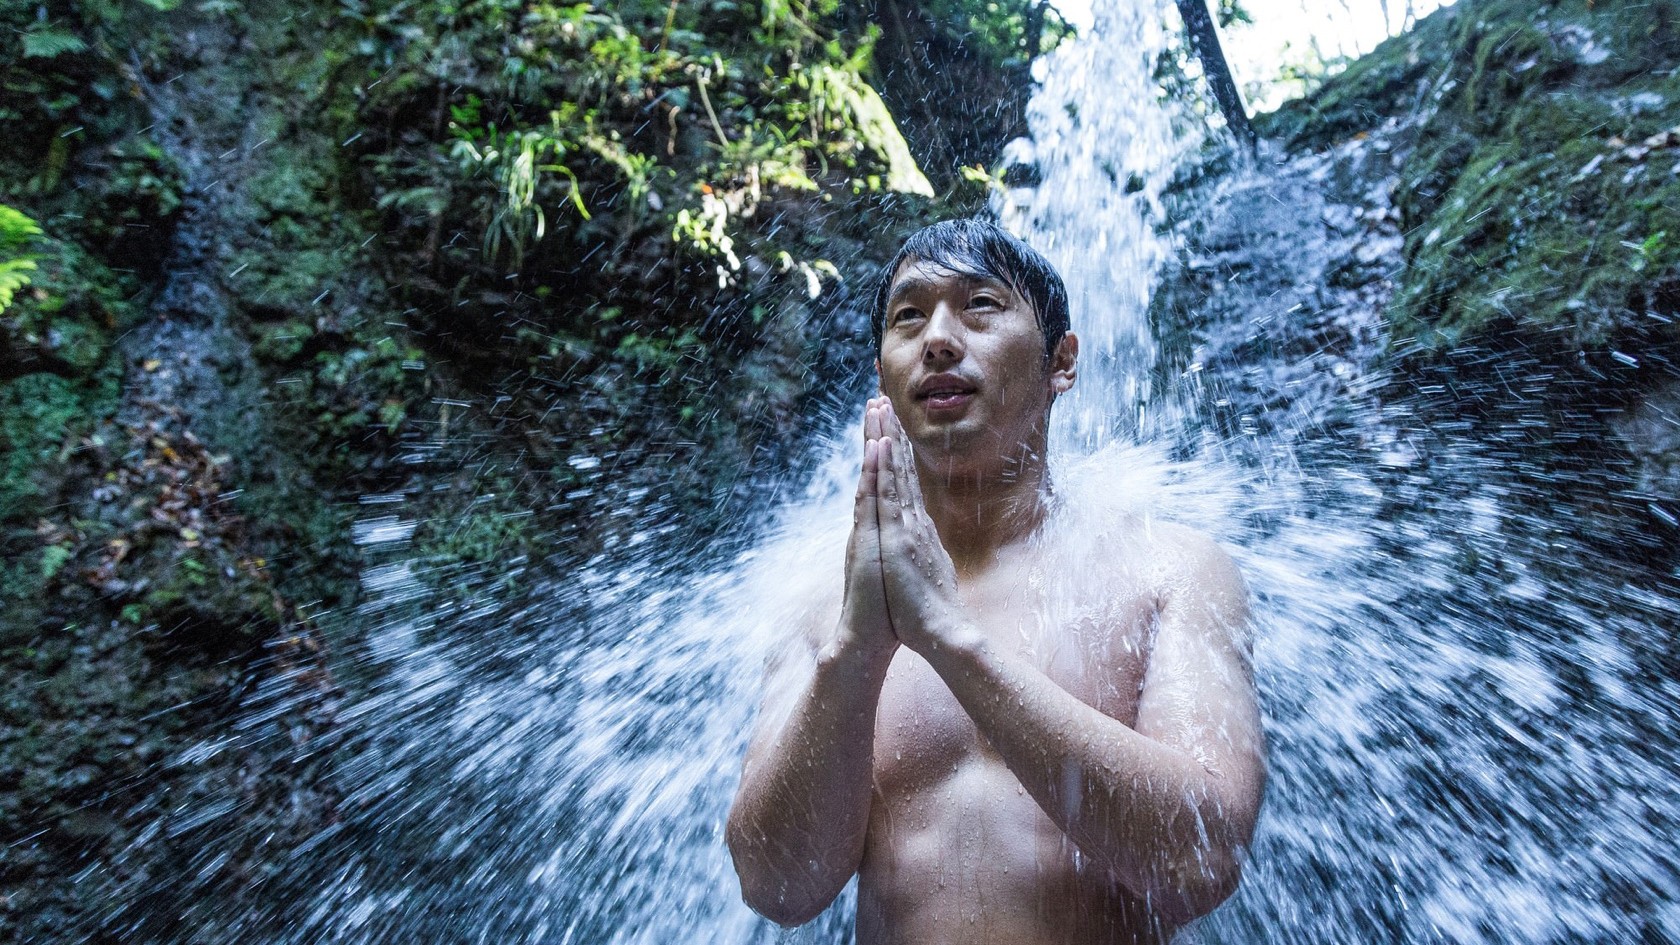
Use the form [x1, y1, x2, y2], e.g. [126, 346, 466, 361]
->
[725, 400, 907, 926]
[841, 397, 900, 660]
[872, 401, 967, 653]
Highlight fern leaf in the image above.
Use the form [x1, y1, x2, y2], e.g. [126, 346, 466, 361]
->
[0, 259, 38, 315]
[0, 205, 43, 253]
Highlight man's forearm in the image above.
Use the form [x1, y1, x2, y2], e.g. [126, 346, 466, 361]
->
[922, 629, 1249, 921]
[726, 632, 893, 926]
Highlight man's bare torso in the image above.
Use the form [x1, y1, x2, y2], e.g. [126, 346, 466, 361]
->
[848, 526, 1180, 945]
[729, 243, 1263, 939]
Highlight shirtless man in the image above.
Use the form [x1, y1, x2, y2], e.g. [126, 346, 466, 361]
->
[726, 220, 1266, 943]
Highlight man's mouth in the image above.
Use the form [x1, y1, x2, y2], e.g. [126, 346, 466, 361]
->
[916, 378, 977, 410]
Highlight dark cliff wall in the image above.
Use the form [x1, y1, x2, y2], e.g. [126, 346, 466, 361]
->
[0, 0, 1033, 938]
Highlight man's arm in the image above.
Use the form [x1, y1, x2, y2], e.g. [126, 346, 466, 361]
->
[725, 400, 899, 926]
[922, 535, 1263, 922]
[725, 614, 893, 925]
[873, 416, 1266, 924]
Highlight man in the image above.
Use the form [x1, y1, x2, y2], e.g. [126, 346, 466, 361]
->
[726, 220, 1266, 943]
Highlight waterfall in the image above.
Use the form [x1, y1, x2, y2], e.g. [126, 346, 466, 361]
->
[1002, 4, 1680, 944]
[998, 0, 1189, 450]
[115, 1, 1679, 942]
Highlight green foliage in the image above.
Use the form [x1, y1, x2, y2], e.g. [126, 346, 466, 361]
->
[797, 63, 931, 195]
[0, 205, 42, 315]
[448, 101, 592, 267]
[38, 545, 73, 581]
[353, 0, 931, 356]
[414, 486, 534, 586]
[0, 218, 148, 379]
[0, 0, 182, 189]
[0, 373, 110, 524]
[916, 0, 1069, 68]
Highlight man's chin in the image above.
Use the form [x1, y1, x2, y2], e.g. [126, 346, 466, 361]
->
[908, 422, 995, 468]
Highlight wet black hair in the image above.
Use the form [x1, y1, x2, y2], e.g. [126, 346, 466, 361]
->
[870, 219, 1070, 359]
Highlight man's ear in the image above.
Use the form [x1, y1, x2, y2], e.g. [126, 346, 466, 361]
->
[1049, 332, 1078, 397]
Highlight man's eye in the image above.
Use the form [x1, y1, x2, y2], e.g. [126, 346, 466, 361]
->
[969, 295, 1001, 309]
[893, 308, 924, 324]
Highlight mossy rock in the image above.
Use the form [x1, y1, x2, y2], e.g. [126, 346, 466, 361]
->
[0, 373, 111, 525]
[1389, 3, 1680, 363]
[0, 221, 143, 379]
[1265, 0, 1680, 376]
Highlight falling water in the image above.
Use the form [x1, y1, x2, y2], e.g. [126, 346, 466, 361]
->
[104, 1, 1680, 942]
[997, 0, 1189, 446]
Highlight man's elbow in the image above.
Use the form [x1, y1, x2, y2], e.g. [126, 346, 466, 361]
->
[725, 816, 834, 927]
[736, 877, 830, 928]
[1151, 848, 1244, 925]
[730, 864, 834, 927]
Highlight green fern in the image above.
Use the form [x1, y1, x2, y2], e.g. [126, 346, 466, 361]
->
[0, 205, 44, 316]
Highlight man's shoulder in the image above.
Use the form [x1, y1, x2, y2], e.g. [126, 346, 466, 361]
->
[1143, 521, 1240, 578]
[1136, 521, 1251, 651]
[1053, 502, 1237, 581]
[1049, 444, 1243, 581]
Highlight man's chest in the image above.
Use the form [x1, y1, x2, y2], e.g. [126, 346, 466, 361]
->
[870, 570, 1157, 796]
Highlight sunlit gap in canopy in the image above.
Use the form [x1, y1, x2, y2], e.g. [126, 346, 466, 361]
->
[1049, 0, 1457, 111]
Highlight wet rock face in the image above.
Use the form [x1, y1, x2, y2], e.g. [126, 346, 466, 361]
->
[1150, 120, 1409, 456]
[1264, 0, 1680, 367]
[1614, 381, 1680, 522]
[1208, 0, 1680, 561]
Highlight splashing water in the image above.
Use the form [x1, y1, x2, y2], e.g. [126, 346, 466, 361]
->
[999, 0, 1190, 450]
[118, 1, 1680, 942]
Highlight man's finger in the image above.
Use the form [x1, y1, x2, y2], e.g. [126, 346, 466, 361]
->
[878, 436, 901, 510]
[854, 434, 875, 511]
[865, 401, 884, 444]
[883, 404, 917, 510]
[862, 437, 880, 501]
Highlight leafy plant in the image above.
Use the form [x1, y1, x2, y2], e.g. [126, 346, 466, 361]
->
[0, 204, 42, 315]
[454, 124, 590, 268]
[348, 0, 961, 370]
[915, 0, 1070, 68]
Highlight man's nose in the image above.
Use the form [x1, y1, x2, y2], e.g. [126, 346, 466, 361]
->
[921, 305, 965, 363]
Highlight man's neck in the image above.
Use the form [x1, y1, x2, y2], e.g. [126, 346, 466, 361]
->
[917, 447, 1052, 574]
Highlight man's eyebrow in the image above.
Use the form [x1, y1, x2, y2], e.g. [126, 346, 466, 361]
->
[886, 273, 938, 306]
[886, 272, 1008, 305]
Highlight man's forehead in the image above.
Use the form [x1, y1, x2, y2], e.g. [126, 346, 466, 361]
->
[886, 259, 1010, 299]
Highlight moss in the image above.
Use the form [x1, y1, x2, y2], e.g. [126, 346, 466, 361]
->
[0, 227, 142, 377]
[412, 490, 535, 592]
[249, 319, 316, 362]
[1266, 0, 1680, 372]
[233, 481, 359, 603]
[246, 153, 332, 221]
[86, 135, 186, 273]
[1387, 5, 1680, 361]
[0, 374, 106, 525]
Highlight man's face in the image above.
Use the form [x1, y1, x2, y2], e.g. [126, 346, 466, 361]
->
[876, 258, 1075, 472]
